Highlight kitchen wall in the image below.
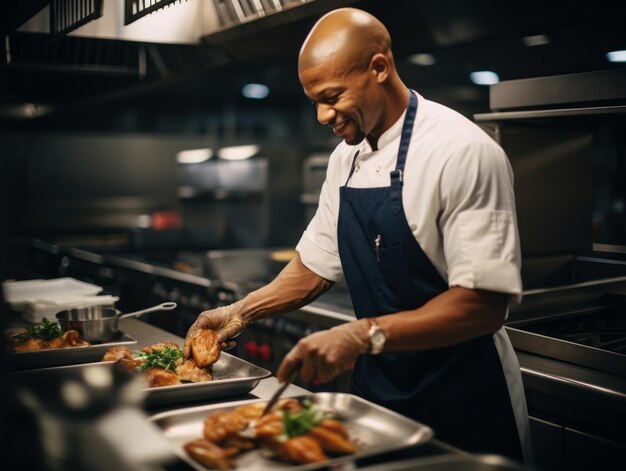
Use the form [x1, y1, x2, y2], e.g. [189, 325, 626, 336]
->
[1, 100, 315, 252]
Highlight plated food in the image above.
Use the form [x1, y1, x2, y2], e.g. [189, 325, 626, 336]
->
[184, 397, 357, 470]
[101, 329, 221, 388]
[5, 317, 91, 352]
[151, 393, 434, 470]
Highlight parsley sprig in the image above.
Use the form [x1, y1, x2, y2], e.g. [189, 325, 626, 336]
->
[138, 345, 182, 372]
[283, 399, 328, 438]
[14, 318, 64, 341]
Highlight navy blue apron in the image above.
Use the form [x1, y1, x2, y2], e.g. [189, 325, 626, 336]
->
[337, 90, 523, 461]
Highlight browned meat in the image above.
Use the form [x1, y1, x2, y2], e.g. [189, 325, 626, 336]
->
[190, 329, 220, 368]
[266, 434, 328, 464]
[144, 367, 181, 387]
[203, 411, 248, 444]
[233, 403, 266, 420]
[114, 356, 144, 373]
[7, 329, 90, 351]
[308, 424, 356, 454]
[10, 337, 48, 352]
[254, 412, 284, 439]
[102, 346, 134, 362]
[175, 359, 213, 383]
[100, 338, 219, 388]
[141, 340, 180, 354]
[317, 418, 350, 439]
[184, 438, 236, 470]
[58, 330, 90, 348]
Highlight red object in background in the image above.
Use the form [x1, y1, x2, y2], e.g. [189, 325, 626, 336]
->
[244, 340, 258, 358]
[257, 343, 271, 362]
[151, 210, 182, 231]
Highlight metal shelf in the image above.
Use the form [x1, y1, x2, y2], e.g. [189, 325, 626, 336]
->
[474, 104, 626, 122]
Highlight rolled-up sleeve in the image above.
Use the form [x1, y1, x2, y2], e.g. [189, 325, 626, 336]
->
[440, 141, 523, 304]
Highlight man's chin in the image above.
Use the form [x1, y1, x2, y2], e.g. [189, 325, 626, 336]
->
[343, 131, 366, 146]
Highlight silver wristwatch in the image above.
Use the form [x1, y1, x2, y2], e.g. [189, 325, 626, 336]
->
[367, 318, 386, 354]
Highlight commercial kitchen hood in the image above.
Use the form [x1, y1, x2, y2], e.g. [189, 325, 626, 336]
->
[2, 0, 625, 125]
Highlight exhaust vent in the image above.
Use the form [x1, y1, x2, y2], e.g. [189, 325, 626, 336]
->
[50, 0, 103, 38]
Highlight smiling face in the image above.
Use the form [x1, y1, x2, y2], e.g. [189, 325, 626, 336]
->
[299, 59, 383, 146]
[297, 8, 403, 148]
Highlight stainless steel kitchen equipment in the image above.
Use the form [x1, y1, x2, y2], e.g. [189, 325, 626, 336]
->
[10, 351, 272, 407]
[3, 331, 137, 371]
[9, 239, 626, 467]
[360, 454, 530, 471]
[149, 392, 434, 471]
[474, 68, 626, 469]
[56, 302, 177, 342]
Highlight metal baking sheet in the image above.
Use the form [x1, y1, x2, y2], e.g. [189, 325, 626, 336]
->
[149, 392, 434, 470]
[3, 330, 137, 370]
[8, 352, 271, 406]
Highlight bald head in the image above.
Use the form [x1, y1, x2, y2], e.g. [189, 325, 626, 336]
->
[298, 8, 393, 75]
[297, 8, 408, 149]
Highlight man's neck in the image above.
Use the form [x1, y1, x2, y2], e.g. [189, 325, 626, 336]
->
[366, 85, 410, 151]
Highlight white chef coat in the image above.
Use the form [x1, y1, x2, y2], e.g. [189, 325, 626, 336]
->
[296, 92, 533, 464]
[297, 92, 523, 304]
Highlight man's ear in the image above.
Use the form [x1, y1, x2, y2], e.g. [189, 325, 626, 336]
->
[370, 53, 390, 83]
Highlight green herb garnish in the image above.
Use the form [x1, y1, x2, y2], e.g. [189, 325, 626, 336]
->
[283, 399, 328, 438]
[138, 345, 183, 372]
[14, 318, 64, 341]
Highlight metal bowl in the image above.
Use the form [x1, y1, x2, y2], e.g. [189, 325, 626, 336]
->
[56, 306, 122, 343]
[56, 302, 177, 343]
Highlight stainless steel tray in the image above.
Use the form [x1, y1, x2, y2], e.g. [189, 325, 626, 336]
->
[3, 330, 137, 370]
[9, 352, 271, 406]
[360, 454, 529, 471]
[149, 392, 434, 470]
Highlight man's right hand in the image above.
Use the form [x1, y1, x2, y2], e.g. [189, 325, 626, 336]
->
[183, 302, 247, 358]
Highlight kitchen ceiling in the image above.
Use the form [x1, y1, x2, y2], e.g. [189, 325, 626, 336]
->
[1, 0, 625, 128]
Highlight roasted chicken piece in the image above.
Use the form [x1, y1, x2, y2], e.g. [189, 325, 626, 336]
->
[176, 359, 213, 383]
[141, 340, 180, 354]
[233, 403, 266, 420]
[7, 328, 90, 351]
[184, 438, 237, 471]
[263, 434, 329, 464]
[9, 336, 48, 352]
[186, 397, 357, 469]
[101, 346, 133, 362]
[308, 422, 357, 454]
[254, 411, 284, 438]
[203, 410, 248, 444]
[114, 356, 144, 373]
[144, 367, 181, 387]
[189, 329, 221, 368]
[56, 330, 90, 348]
[100, 335, 218, 388]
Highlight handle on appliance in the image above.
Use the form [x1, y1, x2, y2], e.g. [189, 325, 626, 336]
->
[118, 302, 177, 320]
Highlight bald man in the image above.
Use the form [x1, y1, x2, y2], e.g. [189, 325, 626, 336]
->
[185, 8, 532, 464]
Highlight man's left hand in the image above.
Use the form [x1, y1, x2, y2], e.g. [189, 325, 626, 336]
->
[277, 319, 370, 384]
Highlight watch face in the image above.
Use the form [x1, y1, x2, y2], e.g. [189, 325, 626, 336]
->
[370, 327, 386, 353]
[372, 329, 385, 345]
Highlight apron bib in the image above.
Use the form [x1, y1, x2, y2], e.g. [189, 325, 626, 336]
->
[337, 90, 524, 461]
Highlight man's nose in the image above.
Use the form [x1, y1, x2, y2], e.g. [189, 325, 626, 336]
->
[316, 103, 336, 125]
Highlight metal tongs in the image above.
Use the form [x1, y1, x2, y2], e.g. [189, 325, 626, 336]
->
[261, 365, 301, 417]
[239, 365, 301, 439]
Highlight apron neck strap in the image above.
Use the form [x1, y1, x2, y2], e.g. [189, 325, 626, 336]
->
[344, 150, 361, 186]
[344, 89, 418, 191]
[390, 90, 417, 213]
